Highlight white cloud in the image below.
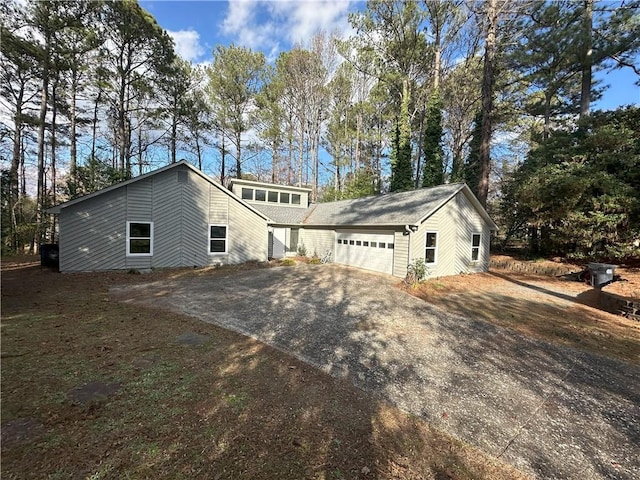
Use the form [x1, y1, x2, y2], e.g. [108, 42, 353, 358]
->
[271, 1, 354, 46]
[222, 0, 257, 35]
[221, 0, 355, 58]
[167, 29, 206, 62]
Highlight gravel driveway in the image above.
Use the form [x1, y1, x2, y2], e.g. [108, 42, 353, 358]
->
[114, 264, 640, 480]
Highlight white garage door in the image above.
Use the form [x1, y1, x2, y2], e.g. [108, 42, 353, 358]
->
[335, 231, 395, 275]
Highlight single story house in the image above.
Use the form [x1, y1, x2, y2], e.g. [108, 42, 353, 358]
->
[49, 161, 497, 277]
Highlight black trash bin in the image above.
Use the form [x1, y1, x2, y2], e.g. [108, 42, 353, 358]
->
[40, 244, 59, 268]
[587, 262, 616, 288]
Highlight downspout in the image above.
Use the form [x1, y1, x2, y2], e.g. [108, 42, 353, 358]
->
[407, 230, 412, 276]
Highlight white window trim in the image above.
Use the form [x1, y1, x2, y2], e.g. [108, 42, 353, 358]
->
[471, 232, 482, 262]
[126, 221, 154, 257]
[208, 224, 228, 255]
[425, 231, 438, 265]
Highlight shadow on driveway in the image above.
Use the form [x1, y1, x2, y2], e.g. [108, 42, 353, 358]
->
[114, 264, 640, 480]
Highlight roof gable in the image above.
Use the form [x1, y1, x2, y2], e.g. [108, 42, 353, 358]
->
[304, 183, 476, 227]
[302, 183, 497, 230]
[48, 161, 269, 221]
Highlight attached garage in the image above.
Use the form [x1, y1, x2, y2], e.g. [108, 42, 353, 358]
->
[335, 230, 395, 275]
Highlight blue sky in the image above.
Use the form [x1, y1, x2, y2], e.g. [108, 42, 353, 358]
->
[141, 0, 639, 111]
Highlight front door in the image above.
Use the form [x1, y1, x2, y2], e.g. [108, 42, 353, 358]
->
[272, 228, 286, 258]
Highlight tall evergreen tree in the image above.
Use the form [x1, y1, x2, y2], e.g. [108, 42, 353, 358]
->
[390, 80, 413, 192]
[422, 92, 445, 187]
[463, 112, 482, 194]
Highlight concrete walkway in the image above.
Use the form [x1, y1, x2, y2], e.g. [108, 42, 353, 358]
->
[114, 264, 640, 480]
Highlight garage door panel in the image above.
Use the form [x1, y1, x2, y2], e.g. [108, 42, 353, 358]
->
[335, 231, 394, 275]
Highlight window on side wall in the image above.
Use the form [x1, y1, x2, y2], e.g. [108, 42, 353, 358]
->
[241, 188, 253, 200]
[425, 232, 437, 264]
[471, 233, 481, 261]
[127, 221, 153, 256]
[209, 225, 228, 254]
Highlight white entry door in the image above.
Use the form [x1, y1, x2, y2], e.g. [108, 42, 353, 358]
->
[272, 228, 286, 258]
[335, 230, 395, 275]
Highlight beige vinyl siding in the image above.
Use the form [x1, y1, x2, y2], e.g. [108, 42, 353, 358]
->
[209, 187, 229, 224]
[227, 196, 268, 263]
[393, 231, 409, 278]
[455, 190, 490, 273]
[180, 168, 210, 267]
[59, 164, 267, 272]
[300, 228, 335, 258]
[126, 178, 152, 220]
[410, 190, 491, 278]
[59, 188, 127, 272]
[412, 200, 458, 278]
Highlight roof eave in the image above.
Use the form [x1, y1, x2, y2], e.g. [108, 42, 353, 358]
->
[46, 161, 270, 222]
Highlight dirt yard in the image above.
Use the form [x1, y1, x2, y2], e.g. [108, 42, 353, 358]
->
[1, 256, 527, 480]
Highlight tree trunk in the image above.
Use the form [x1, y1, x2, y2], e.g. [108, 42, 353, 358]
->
[50, 80, 58, 243]
[579, 0, 593, 119]
[9, 85, 24, 252]
[478, 0, 498, 208]
[118, 77, 127, 171]
[235, 131, 242, 179]
[298, 121, 305, 187]
[220, 131, 226, 184]
[70, 72, 78, 178]
[196, 136, 202, 170]
[543, 90, 552, 140]
[414, 107, 425, 189]
[434, 28, 442, 91]
[91, 85, 101, 161]
[171, 101, 177, 163]
[355, 111, 362, 171]
[36, 74, 49, 251]
[137, 125, 144, 176]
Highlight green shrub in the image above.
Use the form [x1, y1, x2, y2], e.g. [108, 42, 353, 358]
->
[280, 258, 296, 266]
[297, 243, 307, 256]
[404, 258, 429, 288]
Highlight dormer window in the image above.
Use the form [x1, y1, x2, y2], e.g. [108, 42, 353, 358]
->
[280, 192, 290, 204]
[241, 188, 253, 200]
[292, 194, 301, 205]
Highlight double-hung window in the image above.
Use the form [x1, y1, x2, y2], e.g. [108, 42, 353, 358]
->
[425, 232, 437, 264]
[209, 225, 228, 254]
[471, 233, 481, 261]
[127, 222, 153, 256]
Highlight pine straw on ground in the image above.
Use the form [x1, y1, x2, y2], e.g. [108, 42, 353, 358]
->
[405, 267, 640, 364]
[1, 256, 528, 480]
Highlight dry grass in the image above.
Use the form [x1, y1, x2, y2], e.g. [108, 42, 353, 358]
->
[1, 256, 527, 480]
[406, 269, 640, 364]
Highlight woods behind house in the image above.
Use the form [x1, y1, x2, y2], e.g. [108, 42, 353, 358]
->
[1, 0, 639, 260]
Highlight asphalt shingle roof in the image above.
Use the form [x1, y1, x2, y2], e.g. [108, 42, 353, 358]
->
[304, 183, 466, 226]
[251, 204, 312, 225]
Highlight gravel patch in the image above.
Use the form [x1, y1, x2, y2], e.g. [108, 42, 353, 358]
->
[113, 264, 640, 480]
